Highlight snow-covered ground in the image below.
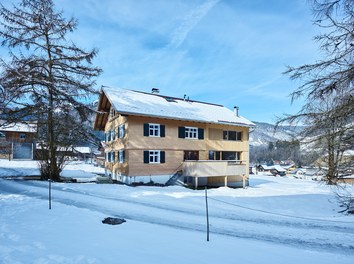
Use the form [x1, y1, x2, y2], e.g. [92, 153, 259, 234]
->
[1, 160, 354, 264]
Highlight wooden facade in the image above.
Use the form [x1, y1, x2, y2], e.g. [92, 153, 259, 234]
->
[0, 130, 35, 143]
[0, 123, 37, 160]
[94, 88, 254, 188]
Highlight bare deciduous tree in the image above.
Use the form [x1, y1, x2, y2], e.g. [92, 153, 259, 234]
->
[277, 0, 354, 186]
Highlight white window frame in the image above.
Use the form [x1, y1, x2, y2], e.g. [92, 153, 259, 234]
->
[149, 150, 160, 164]
[185, 127, 198, 139]
[119, 150, 125, 163]
[106, 151, 115, 162]
[111, 129, 115, 141]
[149, 123, 160, 137]
[119, 124, 125, 138]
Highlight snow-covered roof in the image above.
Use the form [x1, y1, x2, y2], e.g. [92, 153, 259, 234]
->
[272, 165, 286, 172]
[281, 164, 296, 170]
[0, 121, 37, 133]
[102, 87, 255, 127]
[343, 150, 354, 156]
[73, 147, 91, 154]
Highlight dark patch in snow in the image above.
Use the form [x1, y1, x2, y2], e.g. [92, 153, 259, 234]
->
[102, 217, 126, 225]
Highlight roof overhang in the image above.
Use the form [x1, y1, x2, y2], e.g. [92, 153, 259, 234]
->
[94, 88, 256, 130]
[93, 91, 111, 131]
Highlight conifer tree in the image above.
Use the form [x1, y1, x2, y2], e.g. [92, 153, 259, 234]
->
[0, 0, 102, 180]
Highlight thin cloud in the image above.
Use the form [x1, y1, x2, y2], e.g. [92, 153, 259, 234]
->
[168, 0, 220, 49]
[245, 75, 287, 100]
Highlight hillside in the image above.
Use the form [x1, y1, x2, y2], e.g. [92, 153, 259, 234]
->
[249, 121, 303, 147]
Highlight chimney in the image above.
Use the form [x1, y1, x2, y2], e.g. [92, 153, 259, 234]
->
[152, 88, 159, 94]
[234, 106, 239, 116]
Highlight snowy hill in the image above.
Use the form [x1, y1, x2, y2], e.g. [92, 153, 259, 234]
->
[250, 121, 303, 147]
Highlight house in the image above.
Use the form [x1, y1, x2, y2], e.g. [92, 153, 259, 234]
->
[270, 165, 286, 176]
[291, 168, 307, 179]
[282, 163, 296, 174]
[256, 164, 273, 172]
[0, 121, 37, 160]
[73, 146, 92, 161]
[0, 121, 36, 143]
[338, 175, 354, 184]
[94, 87, 255, 188]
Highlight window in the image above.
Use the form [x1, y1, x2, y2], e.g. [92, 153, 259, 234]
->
[111, 130, 116, 141]
[221, 151, 241, 160]
[164, 97, 177, 103]
[184, 151, 199, 161]
[20, 133, 26, 140]
[185, 127, 198, 139]
[223, 130, 242, 141]
[144, 123, 165, 137]
[209, 150, 221, 160]
[236, 131, 242, 141]
[149, 124, 160, 137]
[228, 131, 236, 141]
[150, 150, 160, 163]
[106, 130, 115, 142]
[144, 150, 165, 164]
[179, 127, 204, 139]
[209, 150, 215, 160]
[119, 150, 125, 163]
[118, 124, 125, 138]
[109, 108, 117, 119]
[106, 151, 115, 162]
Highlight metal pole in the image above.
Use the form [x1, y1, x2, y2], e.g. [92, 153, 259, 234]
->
[48, 179, 52, 210]
[205, 186, 210, 242]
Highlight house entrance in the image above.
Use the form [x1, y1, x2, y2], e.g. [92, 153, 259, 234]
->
[184, 151, 199, 161]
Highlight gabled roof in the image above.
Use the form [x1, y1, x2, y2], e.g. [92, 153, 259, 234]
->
[272, 165, 286, 172]
[0, 121, 37, 133]
[94, 87, 255, 130]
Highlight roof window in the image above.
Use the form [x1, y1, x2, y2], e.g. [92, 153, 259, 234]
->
[164, 97, 177, 103]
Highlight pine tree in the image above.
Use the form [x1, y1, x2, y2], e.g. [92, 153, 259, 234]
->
[0, 0, 102, 181]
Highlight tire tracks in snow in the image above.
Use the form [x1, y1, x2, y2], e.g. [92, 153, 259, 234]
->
[2, 179, 354, 255]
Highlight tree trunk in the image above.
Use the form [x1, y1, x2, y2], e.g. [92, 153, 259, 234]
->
[326, 133, 337, 185]
[45, 29, 60, 181]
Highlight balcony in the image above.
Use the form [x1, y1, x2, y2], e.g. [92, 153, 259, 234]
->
[183, 160, 246, 177]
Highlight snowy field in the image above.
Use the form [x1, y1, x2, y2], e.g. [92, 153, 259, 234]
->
[1, 160, 354, 264]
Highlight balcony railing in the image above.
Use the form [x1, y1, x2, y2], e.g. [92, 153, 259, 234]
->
[183, 160, 246, 177]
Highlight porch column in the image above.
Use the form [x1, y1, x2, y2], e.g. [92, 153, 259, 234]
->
[224, 176, 228, 187]
[195, 177, 198, 189]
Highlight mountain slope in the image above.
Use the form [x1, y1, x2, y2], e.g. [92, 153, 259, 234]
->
[250, 121, 302, 147]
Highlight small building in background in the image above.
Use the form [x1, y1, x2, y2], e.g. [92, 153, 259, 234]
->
[0, 121, 37, 160]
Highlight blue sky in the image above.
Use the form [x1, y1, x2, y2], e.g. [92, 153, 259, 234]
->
[2, 0, 321, 123]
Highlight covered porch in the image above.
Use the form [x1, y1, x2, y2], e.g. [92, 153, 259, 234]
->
[182, 160, 248, 188]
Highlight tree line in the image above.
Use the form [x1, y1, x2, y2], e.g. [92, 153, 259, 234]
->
[250, 140, 321, 166]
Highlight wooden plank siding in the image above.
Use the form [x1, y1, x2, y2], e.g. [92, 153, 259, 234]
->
[104, 114, 250, 179]
[0, 131, 35, 143]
